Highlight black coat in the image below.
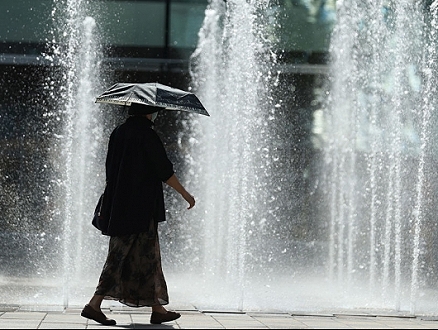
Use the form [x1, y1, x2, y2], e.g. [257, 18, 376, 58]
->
[103, 116, 174, 236]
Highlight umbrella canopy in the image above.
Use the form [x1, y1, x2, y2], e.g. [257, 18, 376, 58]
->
[95, 82, 209, 116]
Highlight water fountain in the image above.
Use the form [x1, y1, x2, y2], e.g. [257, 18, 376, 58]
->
[184, 0, 280, 311]
[321, 0, 438, 314]
[44, 0, 113, 307]
[180, 0, 335, 311]
[183, 0, 438, 315]
[1, 0, 438, 316]
[0, 0, 109, 307]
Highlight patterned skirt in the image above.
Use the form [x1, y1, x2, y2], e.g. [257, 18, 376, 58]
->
[94, 221, 169, 307]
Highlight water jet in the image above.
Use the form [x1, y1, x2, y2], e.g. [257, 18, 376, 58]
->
[1, 0, 438, 316]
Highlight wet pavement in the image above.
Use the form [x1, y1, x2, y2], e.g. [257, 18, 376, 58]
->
[1, 304, 438, 329]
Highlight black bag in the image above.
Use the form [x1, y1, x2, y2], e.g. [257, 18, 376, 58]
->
[92, 192, 110, 234]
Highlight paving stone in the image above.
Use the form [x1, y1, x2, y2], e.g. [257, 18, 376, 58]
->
[253, 316, 308, 329]
[176, 311, 224, 328]
[0, 318, 42, 329]
[38, 322, 86, 329]
[0, 306, 436, 329]
[0, 311, 46, 320]
[416, 322, 438, 329]
[337, 320, 393, 329]
[295, 317, 354, 329]
[42, 313, 85, 323]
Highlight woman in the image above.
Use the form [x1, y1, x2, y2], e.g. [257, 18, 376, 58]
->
[81, 103, 195, 326]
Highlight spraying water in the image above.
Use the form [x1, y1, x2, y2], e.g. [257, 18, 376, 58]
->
[186, 0, 281, 310]
[323, 0, 438, 314]
[410, 0, 438, 314]
[2, 0, 438, 315]
[186, 0, 438, 314]
[43, 0, 107, 306]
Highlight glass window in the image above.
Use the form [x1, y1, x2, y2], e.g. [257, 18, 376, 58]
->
[0, 0, 336, 60]
[100, 1, 166, 47]
[0, 0, 52, 43]
[274, 0, 336, 53]
[170, 1, 208, 48]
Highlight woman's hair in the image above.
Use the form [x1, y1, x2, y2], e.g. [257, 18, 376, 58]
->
[128, 103, 163, 115]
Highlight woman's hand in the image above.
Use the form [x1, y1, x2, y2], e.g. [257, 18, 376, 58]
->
[182, 191, 195, 209]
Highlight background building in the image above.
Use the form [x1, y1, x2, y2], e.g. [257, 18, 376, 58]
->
[0, 0, 334, 245]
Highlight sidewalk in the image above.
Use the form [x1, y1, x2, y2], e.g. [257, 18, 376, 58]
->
[1, 305, 438, 329]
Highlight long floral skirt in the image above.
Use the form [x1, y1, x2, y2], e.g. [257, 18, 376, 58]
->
[94, 221, 169, 307]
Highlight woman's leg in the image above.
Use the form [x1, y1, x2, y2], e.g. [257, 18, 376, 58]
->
[150, 305, 181, 324]
[88, 295, 105, 312]
[81, 295, 116, 325]
[151, 305, 168, 314]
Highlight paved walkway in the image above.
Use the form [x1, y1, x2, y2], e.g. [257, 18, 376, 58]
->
[1, 305, 438, 329]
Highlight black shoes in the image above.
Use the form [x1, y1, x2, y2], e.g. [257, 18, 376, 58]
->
[81, 303, 181, 325]
[81, 304, 117, 326]
[150, 311, 181, 324]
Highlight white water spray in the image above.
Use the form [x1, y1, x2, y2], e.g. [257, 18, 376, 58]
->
[324, 0, 438, 313]
[45, 0, 106, 307]
[188, 0, 278, 310]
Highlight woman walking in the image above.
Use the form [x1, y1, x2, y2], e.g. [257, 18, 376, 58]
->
[81, 103, 195, 325]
